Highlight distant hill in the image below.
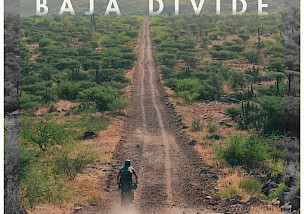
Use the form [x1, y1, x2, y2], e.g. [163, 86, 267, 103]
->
[21, 0, 284, 16]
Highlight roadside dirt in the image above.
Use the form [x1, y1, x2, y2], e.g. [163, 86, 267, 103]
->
[79, 19, 250, 214]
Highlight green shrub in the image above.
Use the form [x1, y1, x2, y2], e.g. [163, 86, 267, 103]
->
[191, 118, 203, 132]
[196, 83, 219, 101]
[66, 115, 109, 137]
[177, 91, 199, 104]
[164, 78, 178, 89]
[79, 86, 120, 111]
[21, 117, 70, 151]
[219, 186, 239, 199]
[239, 34, 250, 42]
[267, 57, 284, 72]
[244, 50, 261, 64]
[108, 97, 130, 114]
[225, 44, 245, 52]
[256, 96, 284, 135]
[268, 159, 284, 178]
[208, 122, 219, 134]
[229, 69, 247, 89]
[53, 145, 96, 180]
[56, 81, 82, 101]
[210, 50, 239, 60]
[239, 178, 262, 194]
[216, 135, 269, 167]
[262, 183, 285, 200]
[225, 106, 241, 120]
[20, 93, 42, 111]
[175, 78, 200, 92]
[20, 164, 68, 208]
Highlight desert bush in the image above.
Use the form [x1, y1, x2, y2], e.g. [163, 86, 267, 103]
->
[267, 57, 284, 72]
[177, 91, 199, 104]
[191, 118, 203, 132]
[239, 34, 250, 42]
[56, 81, 82, 101]
[78, 86, 120, 111]
[53, 145, 96, 180]
[229, 69, 248, 89]
[208, 122, 219, 134]
[196, 83, 221, 101]
[265, 44, 284, 57]
[262, 183, 285, 200]
[239, 177, 262, 194]
[21, 117, 70, 151]
[210, 50, 239, 60]
[108, 97, 130, 114]
[268, 159, 284, 178]
[224, 106, 241, 121]
[225, 44, 245, 52]
[20, 93, 42, 111]
[216, 135, 269, 167]
[20, 162, 68, 208]
[164, 78, 178, 89]
[176, 78, 200, 92]
[160, 66, 174, 79]
[256, 96, 284, 135]
[219, 186, 239, 199]
[244, 50, 261, 64]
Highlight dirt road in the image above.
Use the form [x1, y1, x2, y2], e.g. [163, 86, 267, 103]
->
[80, 19, 247, 214]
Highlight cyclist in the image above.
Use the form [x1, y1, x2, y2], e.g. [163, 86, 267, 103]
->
[117, 159, 138, 204]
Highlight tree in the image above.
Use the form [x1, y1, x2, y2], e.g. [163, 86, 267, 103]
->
[210, 50, 239, 60]
[267, 57, 284, 72]
[79, 86, 119, 111]
[257, 96, 284, 135]
[229, 69, 247, 89]
[244, 50, 261, 64]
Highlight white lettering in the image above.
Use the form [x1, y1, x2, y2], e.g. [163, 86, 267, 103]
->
[232, 0, 247, 15]
[190, 0, 206, 16]
[59, 0, 75, 15]
[85, 0, 94, 15]
[175, 0, 179, 15]
[216, 0, 220, 15]
[149, 0, 164, 16]
[258, 0, 268, 15]
[105, 0, 121, 15]
[36, 0, 48, 16]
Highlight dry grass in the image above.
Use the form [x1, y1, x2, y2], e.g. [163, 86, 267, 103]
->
[217, 168, 253, 201]
[82, 118, 125, 163]
[250, 205, 283, 214]
[35, 100, 80, 115]
[218, 168, 243, 190]
[175, 101, 248, 141]
[122, 67, 135, 99]
[55, 100, 79, 112]
[195, 143, 217, 167]
[28, 203, 75, 214]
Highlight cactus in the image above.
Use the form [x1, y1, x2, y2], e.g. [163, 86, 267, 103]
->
[95, 65, 101, 84]
[257, 27, 262, 50]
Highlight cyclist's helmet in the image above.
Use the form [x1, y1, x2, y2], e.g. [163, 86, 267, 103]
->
[125, 159, 131, 166]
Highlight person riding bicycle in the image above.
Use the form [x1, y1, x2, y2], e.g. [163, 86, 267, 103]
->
[116, 159, 138, 204]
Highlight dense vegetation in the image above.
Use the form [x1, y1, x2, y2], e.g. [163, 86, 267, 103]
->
[18, 16, 142, 209]
[20, 16, 141, 112]
[150, 14, 285, 200]
[151, 14, 284, 134]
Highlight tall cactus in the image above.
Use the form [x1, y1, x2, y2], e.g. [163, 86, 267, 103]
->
[257, 27, 262, 50]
